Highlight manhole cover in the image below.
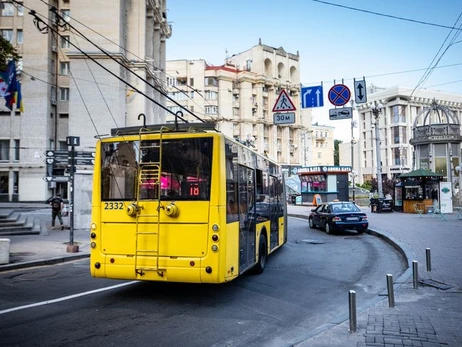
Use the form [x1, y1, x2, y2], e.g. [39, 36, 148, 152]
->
[297, 239, 325, 245]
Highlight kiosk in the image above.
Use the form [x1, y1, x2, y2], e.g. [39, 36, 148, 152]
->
[395, 169, 442, 214]
[296, 166, 350, 204]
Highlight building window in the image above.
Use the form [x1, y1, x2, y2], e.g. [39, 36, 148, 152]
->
[245, 59, 252, 71]
[205, 106, 218, 114]
[168, 106, 181, 113]
[189, 78, 194, 86]
[58, 141, 67, 150]
[167, 77, 177, 87]
[60, 87, 69, 101]
[59, 113, 69, 119]
[0, 140, 10, 161]
[1, 3, 14, 16]
[205, 91, 218, 100]
[17, 4, 23, 16]
[60, 62, 70, 75]
[14, 139, 19, 161]
[61, 35, 70, 48]
[317, 152, 321, 159]
[1, 30, 13, 43]
[204, 77, 217, 86]
[61, 9, 71, 22]
[16, 30, 23, 44]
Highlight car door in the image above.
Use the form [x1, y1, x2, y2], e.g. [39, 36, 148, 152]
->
[314, 204, 326, 227]
[319, 204, 329, 228]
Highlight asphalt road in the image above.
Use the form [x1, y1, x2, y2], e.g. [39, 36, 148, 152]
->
[0, 217, 406, 347]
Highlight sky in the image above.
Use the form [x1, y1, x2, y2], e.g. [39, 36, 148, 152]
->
[165, 0, 462, 141]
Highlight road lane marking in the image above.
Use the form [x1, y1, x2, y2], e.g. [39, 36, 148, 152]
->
[0, 281, 137, 315]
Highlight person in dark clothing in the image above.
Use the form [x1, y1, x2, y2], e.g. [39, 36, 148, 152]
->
[49, 194, 64, 230]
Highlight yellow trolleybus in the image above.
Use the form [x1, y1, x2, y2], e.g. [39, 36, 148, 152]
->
[90, 123, 287, 283]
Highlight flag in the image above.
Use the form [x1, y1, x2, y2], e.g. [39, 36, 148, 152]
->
[3, 60, 23, 112]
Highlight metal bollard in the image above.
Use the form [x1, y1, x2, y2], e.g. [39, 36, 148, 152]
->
[426, 248, 431, 272]
[386, 274, 395, 307]
[413, 260, 419, 289]
[349, 290, 357, 332]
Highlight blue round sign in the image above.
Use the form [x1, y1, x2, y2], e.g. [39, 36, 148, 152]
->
[328, 84, 351, 106]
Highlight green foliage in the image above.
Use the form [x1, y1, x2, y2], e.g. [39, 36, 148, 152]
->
[370, 177, 396, 196]
[0, 37, 20, 71]
[334, 139, 342, 166]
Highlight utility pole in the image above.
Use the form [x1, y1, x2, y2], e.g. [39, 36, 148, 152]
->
[372, 101, 384, 198]
[350, 100, 356, 202]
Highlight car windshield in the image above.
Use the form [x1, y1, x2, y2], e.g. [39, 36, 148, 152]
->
[330, 202, 360, 213]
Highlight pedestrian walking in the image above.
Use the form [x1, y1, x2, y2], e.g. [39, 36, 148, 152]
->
[48, 193, 64, 230]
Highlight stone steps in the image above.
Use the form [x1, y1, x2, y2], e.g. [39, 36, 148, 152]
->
[0, 210, 41, 235]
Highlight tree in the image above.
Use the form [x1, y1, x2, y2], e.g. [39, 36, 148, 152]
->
[334, 139, 342, 166]
[0, 36, 20, 71]
[370, 177, 396, 196]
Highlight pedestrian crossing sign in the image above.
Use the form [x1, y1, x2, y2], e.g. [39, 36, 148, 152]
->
[272, 89, 296, 112]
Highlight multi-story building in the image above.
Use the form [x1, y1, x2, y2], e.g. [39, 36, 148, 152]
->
[0, 0, 171, 211]
[165, 40, 313, 166]
[310, 123, 334, 166]
[346, 86, 462, 185]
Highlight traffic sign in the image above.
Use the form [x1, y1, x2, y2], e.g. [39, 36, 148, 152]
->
[45, 150, 68, 158]
[328, 84, 351, 106]
[75, 151, 95, 158]
[301, 86, 324, 108]
[73, 158, 95, 165]
[43, 176, 70, 182]
[329, 107, 353, 120]
[273, 112, 295, 125]
[354, 79, 367, 104]
[272, 89, 296, 112]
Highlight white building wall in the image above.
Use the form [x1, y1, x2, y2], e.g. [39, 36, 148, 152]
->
[352, 86, 462, 184]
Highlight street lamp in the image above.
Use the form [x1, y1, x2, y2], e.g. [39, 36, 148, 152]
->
[456, 165, 462, 205]
[372, 100, 384, 198]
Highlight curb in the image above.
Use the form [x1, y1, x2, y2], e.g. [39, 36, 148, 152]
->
[0, 254, 89, 272]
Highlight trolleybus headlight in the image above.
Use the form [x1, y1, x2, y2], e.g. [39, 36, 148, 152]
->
[90, 242, 96, 248]
[205, 266, 212, 274]
[94, 262, 101, 269]
[211, 245, 219, 252]
[212, 224, 220, 232]
[91, 223, 97, 230]
[90, 232, 96, 239]
[212, 234, 219, 242]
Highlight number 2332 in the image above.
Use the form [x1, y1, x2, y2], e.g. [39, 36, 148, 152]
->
[104, 202, 124, 210]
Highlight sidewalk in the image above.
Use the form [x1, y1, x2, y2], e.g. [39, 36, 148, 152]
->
[290, 203, 462, 347]
[1, 203, 461, 346]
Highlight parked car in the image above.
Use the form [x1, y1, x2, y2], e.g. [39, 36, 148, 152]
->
[308, 201, 368, 234]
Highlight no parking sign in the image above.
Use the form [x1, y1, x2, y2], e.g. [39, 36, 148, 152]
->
[328, 84, 351, 106]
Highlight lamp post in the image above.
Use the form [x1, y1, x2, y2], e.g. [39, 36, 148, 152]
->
[456, 165, 462, 205]
[372, 100, 384, 198]
[350, 99, 356, 202]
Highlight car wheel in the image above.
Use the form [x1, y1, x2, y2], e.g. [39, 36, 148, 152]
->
[253, 234, 267, 274]
[325, 223, 331, 234]
[309, 218, 315, 229]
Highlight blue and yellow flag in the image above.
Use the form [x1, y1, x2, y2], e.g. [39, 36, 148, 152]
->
[2, 60, 23, 112]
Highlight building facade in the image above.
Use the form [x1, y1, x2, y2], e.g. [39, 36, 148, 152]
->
[165, 40, 313, 166]
[310, 123, 334, 166]
[351, 86, 462, 185]
[0, 0, 171, 210]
